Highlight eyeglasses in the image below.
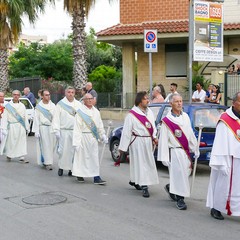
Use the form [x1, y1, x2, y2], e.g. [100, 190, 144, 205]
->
[85, 98, 93, 100]
[13, 94, 20, 96]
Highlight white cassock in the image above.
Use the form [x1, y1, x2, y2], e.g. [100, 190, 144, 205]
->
[0, 101, 8, 155]
[1, 101, 30, 158]
[52, 97, 82, 170]
[158, 112, 197, 197]
[72, 104, 105, 177]
[206, 107, 240, 216]
[119, 106, 159, 186]
[32, 100, 56, 165]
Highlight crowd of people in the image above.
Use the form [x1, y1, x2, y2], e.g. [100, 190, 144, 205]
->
[151, 81, 223, 105]
[0, 83, 240, 221]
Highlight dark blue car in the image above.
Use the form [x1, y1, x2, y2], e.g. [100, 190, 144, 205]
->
[109, 103, 228, 163]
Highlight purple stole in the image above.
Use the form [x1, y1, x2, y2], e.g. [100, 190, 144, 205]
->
[162, 117, 191, 161]
[219, 112, 240, 142]
[129, 109, 153, 138]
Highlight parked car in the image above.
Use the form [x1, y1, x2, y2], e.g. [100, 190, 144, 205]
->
[109, 102, 228, 163]
[4, 97, 35, 135]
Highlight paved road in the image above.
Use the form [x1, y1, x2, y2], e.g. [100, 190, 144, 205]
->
[0, 122, 239, 240]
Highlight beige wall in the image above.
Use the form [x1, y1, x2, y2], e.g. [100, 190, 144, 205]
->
[224, 0, 240, 23]
[136, 43, 188, 98]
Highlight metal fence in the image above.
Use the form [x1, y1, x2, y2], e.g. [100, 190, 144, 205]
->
[224, 73, 240, 106]
[97, 91, 189, 109]
[9, 77, 41, 97]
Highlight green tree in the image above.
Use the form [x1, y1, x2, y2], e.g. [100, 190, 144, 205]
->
[86, 28, 122, 73]
[88, 65, 122, 93]
[0, 0, 54, 92]
[9, 40, 73, 81]
[63, 0, 113, 90]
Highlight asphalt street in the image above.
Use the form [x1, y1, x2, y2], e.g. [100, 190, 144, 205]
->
[0, 120, 239, 240]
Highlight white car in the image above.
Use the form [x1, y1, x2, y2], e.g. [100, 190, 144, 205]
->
[4, 97, 34, 135]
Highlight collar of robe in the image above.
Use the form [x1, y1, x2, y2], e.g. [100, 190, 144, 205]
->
[232, 107, 240, 119]
[171, 110, 182, 117]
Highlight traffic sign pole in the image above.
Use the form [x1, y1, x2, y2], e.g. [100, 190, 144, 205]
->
[149, 52, 153, 99]
[144, 29, 158, 100]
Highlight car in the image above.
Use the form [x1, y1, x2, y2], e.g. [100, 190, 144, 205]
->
[109, 102, 228, 163]
[4, 97, 35, 135]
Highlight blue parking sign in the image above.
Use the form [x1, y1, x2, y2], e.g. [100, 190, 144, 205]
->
[144, 29, 158, 53]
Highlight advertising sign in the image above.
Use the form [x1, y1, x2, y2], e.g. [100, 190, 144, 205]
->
[144, 30, 158, 53]
[193, 1, 223, 62]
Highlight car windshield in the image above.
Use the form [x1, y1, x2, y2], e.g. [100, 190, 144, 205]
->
[149, 105, 162, 119]
[194, 108, 225, 132]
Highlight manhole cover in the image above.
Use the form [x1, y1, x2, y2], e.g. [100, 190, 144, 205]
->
[22, 193, 67, 205]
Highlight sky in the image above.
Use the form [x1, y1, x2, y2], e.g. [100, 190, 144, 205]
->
[22, 0, 120, 43]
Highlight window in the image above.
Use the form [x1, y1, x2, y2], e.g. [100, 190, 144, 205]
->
[165, 44, 187, 77]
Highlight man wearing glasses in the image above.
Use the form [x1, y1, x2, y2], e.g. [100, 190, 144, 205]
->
[1, 90, 30, 163]
[72, 93, 108, 184]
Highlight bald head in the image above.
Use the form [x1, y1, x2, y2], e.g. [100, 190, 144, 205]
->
[85, 82, 92, 91]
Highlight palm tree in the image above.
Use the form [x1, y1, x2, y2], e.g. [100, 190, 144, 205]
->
[63, 0, 93, 90]
[0, 0, 53, 92]
[64, 0, 113, 90]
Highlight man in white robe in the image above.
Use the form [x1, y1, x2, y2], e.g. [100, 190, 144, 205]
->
[119, 91, 159, 198]
[158, 94, 198, 210]
[72, 93, 108, 184]
[52, 86, 82, 176]
[206, 91, 240, 220]
[1, 90, 30, 162]
[32, 90, 56, 170]
[0, 91, 8, 155]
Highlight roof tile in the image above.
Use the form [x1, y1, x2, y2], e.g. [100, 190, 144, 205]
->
[97, 21, 240, 36]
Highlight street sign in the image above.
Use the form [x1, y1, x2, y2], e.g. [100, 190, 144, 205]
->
[144, 29, 158, 53]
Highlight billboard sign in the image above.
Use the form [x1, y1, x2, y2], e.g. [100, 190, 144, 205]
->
[193, 1, 223, 62]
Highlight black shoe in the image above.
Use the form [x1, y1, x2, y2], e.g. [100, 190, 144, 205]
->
[58, 169, 63, 176]
[211, 208, 224, 220]
[68, 170, 72, 176]
[164, 184, 177, 201]
[94, 178, 106, 185]
[129, 181, 142, 190]
[77, 177, 85, 183]
[142, 188, 150, 198]
[176, 199, 187, 210]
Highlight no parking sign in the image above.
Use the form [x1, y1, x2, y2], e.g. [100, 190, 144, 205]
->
[144, 29, 158, 53]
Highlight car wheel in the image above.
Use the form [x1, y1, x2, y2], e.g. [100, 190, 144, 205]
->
[110, 139, 121, 162]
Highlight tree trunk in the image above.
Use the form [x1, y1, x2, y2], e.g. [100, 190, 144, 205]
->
[72, 3, 88, 90]
[0, 49, 9, 92]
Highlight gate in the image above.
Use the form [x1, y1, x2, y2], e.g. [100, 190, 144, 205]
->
[224, 73, 240, 106]
[9, 77, 41, 97]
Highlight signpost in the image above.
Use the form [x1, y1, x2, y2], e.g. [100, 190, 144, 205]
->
[144, 29, 158, 99]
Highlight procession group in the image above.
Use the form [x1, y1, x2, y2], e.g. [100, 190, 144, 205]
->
[0, 86, 108, 185]
[0, 87, 240, 221]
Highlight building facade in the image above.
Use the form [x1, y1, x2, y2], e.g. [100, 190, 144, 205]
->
[97, 0, 240, 107]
